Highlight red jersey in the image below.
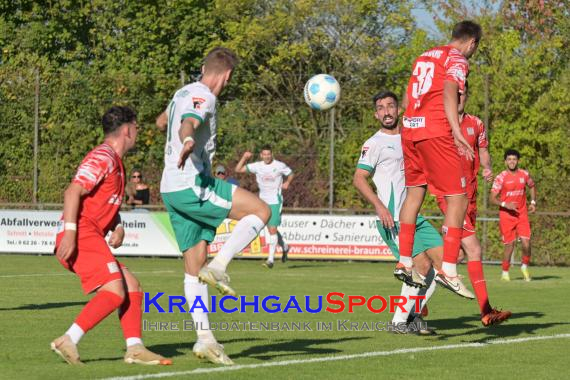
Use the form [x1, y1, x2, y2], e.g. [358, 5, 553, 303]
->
[461, 113, 488, 183]
[71, 143, 125, 235]
[403, 45, 469, 142]
[492, 169, 535, 214]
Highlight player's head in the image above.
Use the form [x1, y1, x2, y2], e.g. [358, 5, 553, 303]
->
[373, 91, 398, 130]
[260, 144, 273, 164]
[504, 149, 520, 171]
[215, 164, 227, 180]
[201, 47, 238, 92]
[101, 106, 138, 149]
[458, 80, 469, 114]
[131, 170, 143, 182]
[451, 20, 482, 59]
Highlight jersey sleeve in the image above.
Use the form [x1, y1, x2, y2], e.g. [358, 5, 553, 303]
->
[72, 147, 114, 193]
[356, 139, 380, 173]
[525, 171, 535, 188]
[491, 172, 504, 193]
[180, 94, 214, 125]
[444, 48, 469, 93]
[280, 163, 293, 176]
[476, 117, 488, 149]
[246, 162, 258, 174]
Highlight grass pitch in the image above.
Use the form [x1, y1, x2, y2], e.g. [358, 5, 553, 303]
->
[1, 254, 569, 379]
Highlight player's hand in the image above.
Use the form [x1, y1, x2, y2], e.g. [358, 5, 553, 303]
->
[282, 182, 290, 191]
[243, 151, 253, 160]
[503, 202, 518, 212]
[529, 203, 536, 213]
[177, 139, 195, 169]
[452, 129, 475, 160]
[108, 226, 125, 249]
[56, 230, 77, 261]
[376, 205, 394, 229]
[482, 168, 493, 182]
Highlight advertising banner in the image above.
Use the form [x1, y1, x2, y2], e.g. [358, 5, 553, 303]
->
[0, 210, 395, 261]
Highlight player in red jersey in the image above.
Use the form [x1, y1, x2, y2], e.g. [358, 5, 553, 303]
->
[491, 149, 537, 282]
[436, 82, 511, 326]
[396, 21, 481, 298]
[50, 106, 171, 366]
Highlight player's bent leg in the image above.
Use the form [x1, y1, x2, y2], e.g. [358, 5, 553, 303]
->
[395, 186, 426, 280]
[461, 235, 495, 318]
[440, 194, 468, 277]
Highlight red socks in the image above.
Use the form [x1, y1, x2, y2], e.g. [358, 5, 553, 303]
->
[399, 223, 416, 259]
[521, 255, 531, 265]
[467, 261, 492, 316]
[442, 226, 463, 265]
[119, 291, 143, 339]
[502, 260, 510, 271]
[75, 290, 124, 333]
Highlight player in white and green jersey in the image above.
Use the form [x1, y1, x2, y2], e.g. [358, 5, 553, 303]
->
[353, 90, 444, 334]
[156, 47, 270, 365]
[235, 145, 294, 268]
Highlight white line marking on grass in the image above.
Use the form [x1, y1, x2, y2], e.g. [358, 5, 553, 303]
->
[102, 333, 570, 380]
[0, 270, 175, 278]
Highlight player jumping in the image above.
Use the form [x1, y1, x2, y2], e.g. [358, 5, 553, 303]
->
[156, 47, 270, 365]
[435, 82, 512, 325]
[235, 145, 294, 268]
[490, 149, 537, 281]
[51, 106, 171, 366]
[397, 20, 482, 298]
[353, 91, 443, 335]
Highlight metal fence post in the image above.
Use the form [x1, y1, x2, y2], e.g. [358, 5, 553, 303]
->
[328, 107, 335, 214]
[32, 68, 40, 204]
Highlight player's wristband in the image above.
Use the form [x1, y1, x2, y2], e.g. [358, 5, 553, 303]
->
[531, 200, 536, 205]
[64, 222, 77, 231]
[182, 136, 194, 145]
[500, 201, 506, 208]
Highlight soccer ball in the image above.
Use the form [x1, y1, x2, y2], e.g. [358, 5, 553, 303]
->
[303, 74, 341, 111]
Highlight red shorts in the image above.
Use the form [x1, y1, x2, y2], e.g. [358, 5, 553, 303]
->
[55, 227, 125, 294]
[403, 135, 467, 196]
[499, 211, 531, 244]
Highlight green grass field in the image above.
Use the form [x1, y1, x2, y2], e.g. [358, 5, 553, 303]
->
[1, 254, 569, 380]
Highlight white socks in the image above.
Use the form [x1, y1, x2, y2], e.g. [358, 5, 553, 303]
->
[410, 268, 437, 319]
[210, 214, 265, 271]
[392, 283, 420, 324]
[268, 233, 277, 263]
[65, 323, 85, 345]
[126, 337, 143, 347]
[184, 274, 215, 344]
[521, 264, 528, 271]
[442, 262, 457, 277]
[399, 256, 413, 268]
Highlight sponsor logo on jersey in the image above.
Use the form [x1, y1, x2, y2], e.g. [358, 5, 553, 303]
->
[402, 117, 425, 129]
[361, 147, 369, 158]
[107, 262, 119, 274]
[421, 49, 443, 59]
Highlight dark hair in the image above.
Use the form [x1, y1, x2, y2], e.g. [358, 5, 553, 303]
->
[102, 106, 137, 135]
[451, 21, 482, 43]
[261, 144, 272, 152]
[373, 91, 398, 105]
[504, 149, 520, 160]
[131, 169, 142, 179]
[203, 47, 238, 74]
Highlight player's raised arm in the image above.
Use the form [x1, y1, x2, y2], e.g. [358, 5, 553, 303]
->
[156, 110, 168, 132]
[177, 116, 201, 169]
[234, 151, 253, 173]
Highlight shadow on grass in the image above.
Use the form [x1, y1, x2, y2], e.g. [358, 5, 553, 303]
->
[231, 336, 371, 360]
[525, 275, 561, 281]
[142, 337, 263, 359]
[0, 301, 85, 311]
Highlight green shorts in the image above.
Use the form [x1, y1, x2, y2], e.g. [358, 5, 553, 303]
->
[161, 174, 236, 252]
[267, 198, 283, 227]
[377, 215, 442, 259]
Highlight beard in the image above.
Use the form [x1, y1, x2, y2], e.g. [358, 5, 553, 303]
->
[382, 118, 398, 130]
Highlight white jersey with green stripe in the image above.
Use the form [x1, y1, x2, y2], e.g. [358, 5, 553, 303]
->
[357, 131, 405, 221]
[161, 81, 217, 193]
[246, 160, 292, 204]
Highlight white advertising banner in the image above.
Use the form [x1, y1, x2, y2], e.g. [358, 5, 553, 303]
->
[0, 210, 395, 261]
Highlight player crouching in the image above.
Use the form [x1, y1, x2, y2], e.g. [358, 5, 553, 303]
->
[51, 106, 171, 366]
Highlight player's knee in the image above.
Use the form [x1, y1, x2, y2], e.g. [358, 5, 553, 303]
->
[258, 202, 271, 224]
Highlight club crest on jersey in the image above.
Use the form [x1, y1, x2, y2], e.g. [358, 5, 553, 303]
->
[192, 97, 205, 109]
[361, 147, 369, 158]
[467, 127, 474, 136]
[520, 177, 524, 183]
